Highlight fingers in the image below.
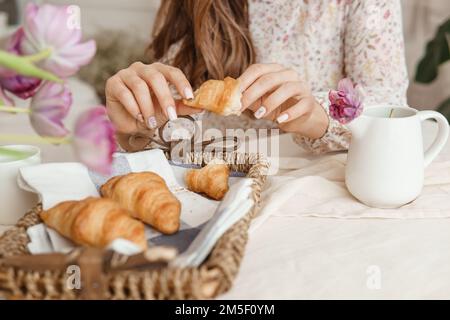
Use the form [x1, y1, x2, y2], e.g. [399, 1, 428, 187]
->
[106, 76, 141, 122]
[106, 62, 199, 135]
[119, 70, 157, 129]
[151, 63, 194, 100]
[135, 66, 178, 121]
[133, 62, 196, 121]
[241, 68, 299, 110]
[254, 82, 306, 119]
[238, 63, 285, 92]
[105, 96, 138, 134]
[275, 98, 314, 125]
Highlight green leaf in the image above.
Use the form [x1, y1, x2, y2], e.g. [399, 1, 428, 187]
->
[437, 97, 450, 121]
[415, 19, 450, 83]
[0, 50, 61, 83]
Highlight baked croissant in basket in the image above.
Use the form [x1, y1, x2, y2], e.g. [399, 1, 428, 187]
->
[183, 77, 242, 116]
[40, 197, 148, 250]
[185, 162, 230, 200]
[100, 172, 181, 235]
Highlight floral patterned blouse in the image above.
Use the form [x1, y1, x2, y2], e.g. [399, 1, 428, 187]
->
[202, 0, 409, 154]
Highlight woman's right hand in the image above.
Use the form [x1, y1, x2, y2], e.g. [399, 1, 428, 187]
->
[105, 62, 199, 134]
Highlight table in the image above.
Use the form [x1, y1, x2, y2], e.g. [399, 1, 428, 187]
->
[1, 78, 449, 298]
[220, 121, 450, 299]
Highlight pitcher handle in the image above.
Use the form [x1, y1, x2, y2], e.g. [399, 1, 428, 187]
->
[418, 111, 449, 167]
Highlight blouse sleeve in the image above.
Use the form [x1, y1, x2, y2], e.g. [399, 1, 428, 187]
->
[294, 0, 409, 154]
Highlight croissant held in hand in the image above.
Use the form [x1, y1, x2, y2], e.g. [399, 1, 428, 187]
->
[185, 162, 230, 200]
[183, 77, 242, 116]
[40, 197, 147, 250]
[100, 172, 181, 235]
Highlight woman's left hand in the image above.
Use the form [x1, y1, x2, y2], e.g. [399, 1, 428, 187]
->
[239, 63, 329, 139]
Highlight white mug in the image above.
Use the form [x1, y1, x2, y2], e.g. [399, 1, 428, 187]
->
[346, 106, 449, 208]
[0, 145, 41, 225]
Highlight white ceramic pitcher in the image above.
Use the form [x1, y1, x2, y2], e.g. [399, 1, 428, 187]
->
[345, 106, 449, 208]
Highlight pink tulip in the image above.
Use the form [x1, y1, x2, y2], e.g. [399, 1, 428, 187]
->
[20, 3, 96, 78]
[0, 28, 24, 78]
[29, 82, 72, 137]
[0, 75, 42, 99]
[0, 28, 42, 99]
[73, 106, 116, 175]
[7, 27, 26, 55]
[329, 78, 364, 125]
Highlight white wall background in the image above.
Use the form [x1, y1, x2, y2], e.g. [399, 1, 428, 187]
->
[11, 0, 450, 109]
[21, 0, 161, 40]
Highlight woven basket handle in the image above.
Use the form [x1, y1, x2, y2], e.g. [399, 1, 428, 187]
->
[0, 247, 177, 299]
[74, 248, 106, 300]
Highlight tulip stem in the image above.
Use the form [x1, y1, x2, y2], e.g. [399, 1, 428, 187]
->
[0, 106, 31, 114]
[25, 48, 52, 63]
[0, 50, 61, 83]
[0, 134, 72, 145]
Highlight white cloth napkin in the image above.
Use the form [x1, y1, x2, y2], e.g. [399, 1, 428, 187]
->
[26, 224, 143, 256]
[172, 178, 254, 267]
[18, 149, 180, 210]
[17, 149, 254, 266]
[251, 153, 450, 232]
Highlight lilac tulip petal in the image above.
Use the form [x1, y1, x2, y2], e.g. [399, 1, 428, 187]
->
[329, 78, 365, 124]
[7, 28, 25, 54]
[46, 40, 96, 77]
[0, 75, 42, 99]
[25, 3, 39, 18]
[42, 5, 81, 48]
[0, 66, 17, 78]
[1, 27, 43, 99]
[329, 90, 340, 102]
[43, 59, 79, 79]
[30, 82, 72, 137]
[20, 3, 96, 78]
[59, 40, 97, 65]
[0, 86, 14, 106]
[74, 106, 116, 175]
[343, 107, 356, 117]
[30, 113, 69, 137]
[337, 78, 355, 93]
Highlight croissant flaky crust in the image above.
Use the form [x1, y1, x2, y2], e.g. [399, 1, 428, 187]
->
[40, 197, 148, 250]
[100, 172, 181, 235]
[183, 77, 242, 116]
[185, 163, 230, 200]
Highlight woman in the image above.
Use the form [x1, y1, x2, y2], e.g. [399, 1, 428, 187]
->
[106, 0, 408, 154]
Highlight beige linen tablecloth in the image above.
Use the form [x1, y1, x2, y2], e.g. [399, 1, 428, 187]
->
[250, 154, 450, 229]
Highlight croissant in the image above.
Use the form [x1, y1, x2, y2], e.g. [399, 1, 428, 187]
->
[100, 172, 181, 235]
[185, 162, 230, 200]
[40, 197, 147, 250]
[183, 77, 242, 116]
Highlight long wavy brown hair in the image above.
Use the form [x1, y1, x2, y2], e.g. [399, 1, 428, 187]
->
[148, 0, 255, 88]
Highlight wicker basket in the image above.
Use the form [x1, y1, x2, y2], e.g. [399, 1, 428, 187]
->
[0, 151, 268, 300]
